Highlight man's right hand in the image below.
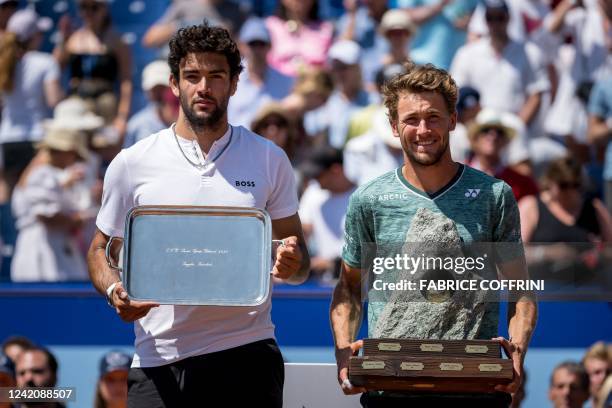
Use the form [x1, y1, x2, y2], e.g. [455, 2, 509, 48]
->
[335, 340, 366, 395]
[111, 282, 160, 322]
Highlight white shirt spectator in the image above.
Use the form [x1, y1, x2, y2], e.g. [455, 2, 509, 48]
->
[450, 38, 550, 115]
[299, 182, 354, 261]
[544, 5, 612, 137]
[96, 125, 298, 368]
[0, 51, 60, 143]
[11, 165, 88, 282]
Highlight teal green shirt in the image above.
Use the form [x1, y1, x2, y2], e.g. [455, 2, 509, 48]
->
[342, 164, 523, 340]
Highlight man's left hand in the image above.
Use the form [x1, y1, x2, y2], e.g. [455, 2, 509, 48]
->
[492, 336, 524, 394]
[272, 236, 302, 280]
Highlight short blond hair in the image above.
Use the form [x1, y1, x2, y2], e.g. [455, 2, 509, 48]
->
[582, 341, 611, 365]
[382, 62, 458, 123]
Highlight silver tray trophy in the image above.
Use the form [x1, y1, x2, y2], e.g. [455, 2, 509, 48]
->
[105, 206, 282, 306]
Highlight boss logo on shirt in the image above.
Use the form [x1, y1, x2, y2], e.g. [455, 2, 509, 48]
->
[235, 180, 256, 187]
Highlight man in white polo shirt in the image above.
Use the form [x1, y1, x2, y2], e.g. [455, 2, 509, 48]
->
[87, 22, 310, 407]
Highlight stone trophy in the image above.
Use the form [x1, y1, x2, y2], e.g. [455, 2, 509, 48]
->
[351, 209, 513, 393]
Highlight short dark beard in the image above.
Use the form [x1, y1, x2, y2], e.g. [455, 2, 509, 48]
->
[179, 92, 226, 133]
[399, 125, 450, 167]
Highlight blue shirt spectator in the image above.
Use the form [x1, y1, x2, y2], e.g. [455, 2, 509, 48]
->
[228, 17, 294, 129]
[395, 0, 478, 70]
[304, 40, 375, 147]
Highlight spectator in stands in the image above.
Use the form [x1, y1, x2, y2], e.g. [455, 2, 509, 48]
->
[123, 60, 178, 148]
[587, 76, 612, 213]
[2, 335, 34, 363]
[53, 0, 132, 139]
[598, 375, 612, 408]
[343, 64, 406, 186]
[143, 0, 248, 48]
[468, 108, 539, 202]
[228, 17, 294, 129]
[582, 341, 611, 408]
[0, 351, 15, 387]
[467, 0, 551, 43]
[0, 352, 15, 408]
[0, 0, 18, 36]
[543, 0, 612, 142]
[15, 347, 64, 408]
[379, 9, 416, 68]
[304, 40, 375, 147]
[11, 126, 91, 282]
[450, 86, 480, 163]
[336, 0, 390, 85]
[281, 66, 334, 121]
[548, 361, 590, 408]
[0, 9, 62, 194]
[299, 146, 355, 283]
[450, 0, 549, 133]
[265, 0, 334, 77]
[398, 0, 479, 70]
[520, 157, 612, 243]
[94, 350, 131, 408]
[251, 103, 300, 164]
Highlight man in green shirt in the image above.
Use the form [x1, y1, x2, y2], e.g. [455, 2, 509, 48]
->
[330, 62, 537, 407]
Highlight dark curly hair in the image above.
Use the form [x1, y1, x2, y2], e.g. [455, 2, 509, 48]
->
[167, 21, 243, 80]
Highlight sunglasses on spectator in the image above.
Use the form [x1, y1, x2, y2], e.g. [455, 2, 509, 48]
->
[558, 182, 581, 190]
[0, 1, 18, 9]
[247, 40, 269, 48]
[480, 127, 507, 138]
[485, 13, 508, 22]
[260, 118, 288, 128]
[79, 3, 103, 12]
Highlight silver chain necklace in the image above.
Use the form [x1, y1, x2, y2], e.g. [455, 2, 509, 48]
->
[172, 123, 233, 170]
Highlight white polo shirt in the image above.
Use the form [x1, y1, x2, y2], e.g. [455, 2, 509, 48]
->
[96, 125, 298, 368]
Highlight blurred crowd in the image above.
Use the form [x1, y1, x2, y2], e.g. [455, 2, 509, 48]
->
[0, 335, 610, 408]
[0, 335, 131, 408]
[0, 0, 610, 287]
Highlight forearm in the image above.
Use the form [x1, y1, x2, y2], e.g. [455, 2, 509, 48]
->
[546, 0, 573, 33]
[87, 232, 121, 296]
[331, 275, 363, 348]
[116, 79, 132, 122]
[507, 297, 538, 353]
[405, 2, 447, 25]
[519, 92, 542, 125]
[587, 119, 612, 144]
[38, 213, 79, 230]
[142, 24, 176, 48]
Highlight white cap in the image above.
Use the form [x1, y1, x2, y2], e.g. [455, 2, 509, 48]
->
[7, 9, 52, 42]
[44, 97, 105, 132]
[380, 9, 417, 35]
[328, 40, 361, 66]
[468, 108, 516, 141]
[142, 60, 171, 92]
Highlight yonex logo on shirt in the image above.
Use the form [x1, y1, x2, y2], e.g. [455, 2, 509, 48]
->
[465, 189, 480, 198]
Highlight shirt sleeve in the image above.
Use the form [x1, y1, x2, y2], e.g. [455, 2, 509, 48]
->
[266, 144, 299, 220]
[95, 151, 133, 237]
[21, 167, 62, 218]
[155, 4, 180, 25]
[492, 182, 524, 264]
[449, 46, 471, 88]
[342, 191, 373, 268]
[524, 44, 550, 95]
[43, 56, 60, 83]
[587, 81, 610, 118]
